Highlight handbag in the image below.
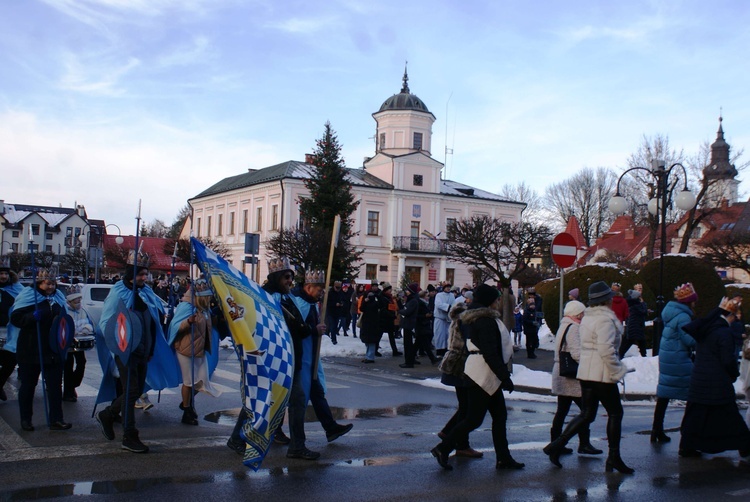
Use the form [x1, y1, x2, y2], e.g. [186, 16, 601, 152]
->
[438, 346, 468, 377]
[558, 324, 579, 378]
[742, 335, 750, 360]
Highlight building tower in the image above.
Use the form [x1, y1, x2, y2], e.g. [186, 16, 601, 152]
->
[703, 115, 739, 207]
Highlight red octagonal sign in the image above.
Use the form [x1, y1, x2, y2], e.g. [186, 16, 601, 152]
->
[551, 232, 577, 268]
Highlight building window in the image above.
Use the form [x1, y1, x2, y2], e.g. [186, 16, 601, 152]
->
[410, 221, 420, 250]
[446, 268, 455, 286]
[207, 216, 212, 237]
[256, 207, 263, 232]
[31, 224, 40, 236]
[229, 212, 235, 235]
[242, 209, 248, 233]
[367, 211, 379, 236]
[413, 174, 423, 186]
[12, 230, 19, 238]
[365, 264, 377, 280]
[217, 214, 223, 236]
[65, 227, 73, 247]
[379, 133, 386, 151]
[271, 205, 279, 231]
[413, 132, 423, 150]
[46, 232, 53, 240]
[12, 243, 18, 252]
[446, 218, 457, 238]
[196, 217, 202, 237]
[45, 245, 52, 253]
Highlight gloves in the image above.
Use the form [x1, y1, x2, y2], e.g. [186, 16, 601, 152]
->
[501, 378, 515, 394]
[32, 309, 45, 322]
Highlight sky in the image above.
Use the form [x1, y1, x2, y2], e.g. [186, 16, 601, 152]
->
[2, 0, 750, 235]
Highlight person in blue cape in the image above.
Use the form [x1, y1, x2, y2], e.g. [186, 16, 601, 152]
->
[8, 268, 71, 431]
[0, 260, 24, 401]
[166, 277, 221, 426]
[286, 269, 353, 460]
[95, 257, 180, 454]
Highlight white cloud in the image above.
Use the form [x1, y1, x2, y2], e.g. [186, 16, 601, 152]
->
[59, 52, 141, 95]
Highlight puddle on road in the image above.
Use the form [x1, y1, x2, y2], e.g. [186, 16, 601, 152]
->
[204, 403, 451, 425]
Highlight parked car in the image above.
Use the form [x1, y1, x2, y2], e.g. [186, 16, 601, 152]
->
[57, 283, 168, 327]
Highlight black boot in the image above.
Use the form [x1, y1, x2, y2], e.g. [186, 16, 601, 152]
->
[181, 409, 199, 426]
[180, 402, 198, 419]
[578, 429, 603, 455]
[605, 449, 634, 474]
[651, 397, 671, 443]
[550, 427, 573, 455]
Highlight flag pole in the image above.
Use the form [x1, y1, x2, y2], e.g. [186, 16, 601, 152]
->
[313, 215, 340, 381]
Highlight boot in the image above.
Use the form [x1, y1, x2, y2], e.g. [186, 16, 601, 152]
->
[578, 429, 603, 455]
[181, 409, 199, 426]
[179, 402, 198, 419]
[651, 397, 671, 443]
[543, 434, 573, 468]
[122, 431, 149, 453]
[605, 449, 634, 474]
[550, 428, 573, 455]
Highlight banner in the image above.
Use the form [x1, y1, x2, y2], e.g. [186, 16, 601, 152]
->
[191, 238, 294, 471]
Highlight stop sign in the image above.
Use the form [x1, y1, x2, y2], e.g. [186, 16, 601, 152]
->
[551, 232, 577, 268]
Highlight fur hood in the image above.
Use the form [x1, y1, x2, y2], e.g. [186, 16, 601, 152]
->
[449, 302, 468, 320]
[460, 306, 501, 325]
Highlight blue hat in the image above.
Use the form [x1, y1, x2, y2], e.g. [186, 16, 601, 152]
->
[588, 281, 614, 305]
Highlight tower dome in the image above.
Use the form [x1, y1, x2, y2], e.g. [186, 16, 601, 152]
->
[378, 68, 432, 114]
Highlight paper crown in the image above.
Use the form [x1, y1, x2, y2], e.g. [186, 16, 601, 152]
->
[0, 257, 10, 272]
[674, 283, 698, 304]
[268, 257, 293, 275]
[35, 266, 57, 281]
[126, 247, 150, 268]
[66, 283, 83, 301]
[718, 296, 742, 315]
[193, 278, 213, 297]
[305, 269, 325, 284]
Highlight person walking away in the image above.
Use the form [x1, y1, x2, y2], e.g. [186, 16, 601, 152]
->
[380, 283, 402, 357]
[610, 283, 629, 325]
[651, 283, 697, 443]
[678, 296, 750, 460]
[416, 291, 439, 364]
[512, 306, 523, 350]
[325, 281, 344, 345]
[359, 281, 385, 363]
[431, 284, 523, 471]
[550, 300, 602, 456]
[340, 283, 352, 337]
[398, 283, 420, 368]
[433, 284, 455, 357]
[543, 281, 633, 473]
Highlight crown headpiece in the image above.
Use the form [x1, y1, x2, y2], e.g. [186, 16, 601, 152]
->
[718, 296, 742, 315]
[35, 266, 57, 282]
[305, 269, 325, 285]
[126, 242, 150, 268]
[0, 257, 10, 271]
[193, 278, 213, 297]
[66, 283, 83, 300]
[268, 257, 293, 275]
[674, 283, 698, 304]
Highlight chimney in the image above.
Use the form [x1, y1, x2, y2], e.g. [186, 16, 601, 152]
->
[624, 227, 634, 239]
[0, 199, 4, 214]
[304, 154, 314, 164]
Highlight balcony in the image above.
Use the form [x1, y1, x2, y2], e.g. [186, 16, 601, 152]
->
[392, 236, 447, 255]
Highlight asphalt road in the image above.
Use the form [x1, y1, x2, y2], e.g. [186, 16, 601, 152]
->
[1, 345, 750, 501]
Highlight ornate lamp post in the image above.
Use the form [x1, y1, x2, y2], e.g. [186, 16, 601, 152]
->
[609, 159, 697, 356]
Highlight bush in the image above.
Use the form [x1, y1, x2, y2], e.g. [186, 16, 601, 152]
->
[637, 255, 725, 320]
[535, 264, 641, 334]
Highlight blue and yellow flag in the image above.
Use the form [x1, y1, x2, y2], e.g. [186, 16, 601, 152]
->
[191, 238, 294, 471]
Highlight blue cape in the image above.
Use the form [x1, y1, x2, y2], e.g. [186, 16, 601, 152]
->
[289, 293, 326, 403]
[167, 301, 220, 375]
[5, 286, 67, 354]
[95, 281, 181, 406]
[2, 282, 24, 298]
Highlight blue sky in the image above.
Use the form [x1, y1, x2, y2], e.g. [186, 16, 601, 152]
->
[2, 0, 749, 235]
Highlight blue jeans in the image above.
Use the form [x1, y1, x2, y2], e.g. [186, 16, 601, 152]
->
[365, 343, 377, 361]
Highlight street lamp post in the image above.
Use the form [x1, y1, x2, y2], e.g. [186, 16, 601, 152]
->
[609, 159, 697, 357]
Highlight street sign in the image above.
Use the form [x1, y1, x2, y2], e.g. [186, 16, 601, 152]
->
[551, 232, 577, 268]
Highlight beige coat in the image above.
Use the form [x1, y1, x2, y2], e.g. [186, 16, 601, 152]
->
[576, 305, 628, 384]
[551, 316, 582, 397]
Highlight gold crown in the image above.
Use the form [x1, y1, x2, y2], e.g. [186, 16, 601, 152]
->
[193, 278, 213, 297]
[718, 296, 742, 315]
[674, 283, 697, 303]
[35, 267, 54, 281]
[305, 269, 325, 285]
[268, 257, 293, 275]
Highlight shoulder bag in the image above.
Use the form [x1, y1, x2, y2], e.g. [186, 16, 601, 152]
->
[558, 324, 579, 378]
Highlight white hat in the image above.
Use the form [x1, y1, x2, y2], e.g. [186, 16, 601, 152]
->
[563, 300, 586, 317]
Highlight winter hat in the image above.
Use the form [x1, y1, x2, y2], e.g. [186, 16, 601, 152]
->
[381, 282, 392, 291]
[408, 282, 421, 294]
[473, 284, 500, 307]
[568, 288, 579, 300]
[564, 300, 586, 317]
[718, 296, 742, 316]
[463, 291, 474, 301]
[370, 279, 379, 286]
[427, 284, 436, 292]
[66, 284, 83, 302]
[674, 283, 698, 304]
[628, 289, 642, 300]
[588, 281, 614, 305]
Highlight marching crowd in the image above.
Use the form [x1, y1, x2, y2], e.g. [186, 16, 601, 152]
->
[3, 254, 750, 476]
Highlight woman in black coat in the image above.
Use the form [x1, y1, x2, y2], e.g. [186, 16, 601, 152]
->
[679, 297, 750, 459]
[359, 283, 385, 363]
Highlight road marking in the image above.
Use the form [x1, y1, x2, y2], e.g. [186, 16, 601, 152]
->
[212, 368, 240, 382]
[0, 415, 30, 450]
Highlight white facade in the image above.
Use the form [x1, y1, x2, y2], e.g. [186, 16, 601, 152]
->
[186, 74, 525, 288]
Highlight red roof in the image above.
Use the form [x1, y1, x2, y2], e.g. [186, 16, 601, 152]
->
[563, 216, 587, 249]
[102, 235, 190, 272]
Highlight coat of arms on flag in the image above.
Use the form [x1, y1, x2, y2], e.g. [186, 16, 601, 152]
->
[191, 238, 294, 471]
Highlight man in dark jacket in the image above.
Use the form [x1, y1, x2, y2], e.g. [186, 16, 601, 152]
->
[620, 289, 648, 357]
[522, 297, 540, 359]
[399, 283, 420, 368]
